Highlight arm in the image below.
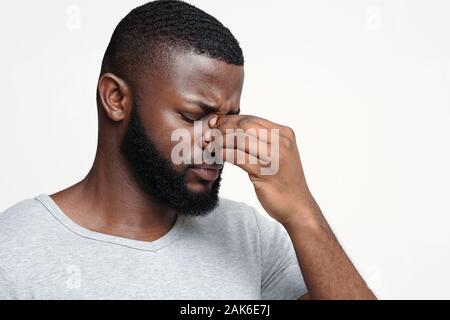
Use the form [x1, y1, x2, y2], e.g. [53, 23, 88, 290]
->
[285, 196, 376, 300]
[214, 115, 376, 300]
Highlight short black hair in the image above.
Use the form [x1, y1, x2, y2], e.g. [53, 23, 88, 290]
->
[101, 0, 244, 83]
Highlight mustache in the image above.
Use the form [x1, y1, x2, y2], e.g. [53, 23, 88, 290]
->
[188, 163, 224, 170]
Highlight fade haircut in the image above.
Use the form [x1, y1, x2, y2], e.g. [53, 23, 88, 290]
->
[100, 0, 244, 86]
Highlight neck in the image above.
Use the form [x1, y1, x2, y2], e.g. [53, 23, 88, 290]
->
[50, 148, 178, 242]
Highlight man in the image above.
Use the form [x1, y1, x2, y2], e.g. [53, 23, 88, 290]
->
[0, 0, 376, 299]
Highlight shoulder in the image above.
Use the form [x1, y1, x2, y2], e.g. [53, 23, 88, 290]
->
[189, 197, 282, 244]
[207, 197, 260, 228]
[0, 195, 53, 255]
[0, 196, 46, 228]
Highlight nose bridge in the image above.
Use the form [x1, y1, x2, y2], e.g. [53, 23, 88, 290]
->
[209, 83, 237, 116]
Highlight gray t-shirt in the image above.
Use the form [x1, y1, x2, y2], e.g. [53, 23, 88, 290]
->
[0, 194, 307, 300]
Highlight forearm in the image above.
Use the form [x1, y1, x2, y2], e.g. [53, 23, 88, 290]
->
[282, 198, 377, 300]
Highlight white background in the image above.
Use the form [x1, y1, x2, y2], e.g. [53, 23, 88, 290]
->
[1, 0, 449, 299]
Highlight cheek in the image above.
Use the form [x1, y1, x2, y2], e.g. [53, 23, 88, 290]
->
[144, 110, 201, 165]
[154, 128, 181, 158]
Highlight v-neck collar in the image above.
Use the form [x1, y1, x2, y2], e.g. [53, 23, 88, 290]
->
[35, 193, 187, 252]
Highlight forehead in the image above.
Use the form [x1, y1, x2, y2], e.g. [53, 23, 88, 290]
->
[144, 51, 244, 107]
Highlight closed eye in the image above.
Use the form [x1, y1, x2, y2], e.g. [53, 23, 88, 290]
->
[180, 113, 202, 123]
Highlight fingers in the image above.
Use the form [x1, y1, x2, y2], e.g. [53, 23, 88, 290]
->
[215, 148, 263, 176]
[206, 131, 274, 176]
[216, 114, 290, 142]
[208, 115, 219, 128]
[203, 114, 287, 175]
[217, 114, 279, 129]
[214, 132, 272, 163]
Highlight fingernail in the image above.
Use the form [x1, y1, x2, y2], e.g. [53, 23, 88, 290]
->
[209, 116, 218, 128]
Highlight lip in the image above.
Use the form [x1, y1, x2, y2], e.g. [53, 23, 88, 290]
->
[189, 164, 223, 182]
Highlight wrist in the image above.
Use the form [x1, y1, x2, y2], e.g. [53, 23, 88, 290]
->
[280, 199, 326, 232]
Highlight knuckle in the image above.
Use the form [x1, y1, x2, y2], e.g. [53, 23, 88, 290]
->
[283, 126, 296, 139]
[280, 136, 293, 149]
[237, 116, 252, 127]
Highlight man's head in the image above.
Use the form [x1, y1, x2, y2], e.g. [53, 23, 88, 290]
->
[96, 0, 244, 216]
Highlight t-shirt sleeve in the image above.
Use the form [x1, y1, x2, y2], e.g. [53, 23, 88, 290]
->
[252, 207, 308, 300]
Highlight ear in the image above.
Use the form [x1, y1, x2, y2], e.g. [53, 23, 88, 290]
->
[97, 73, 132, 122]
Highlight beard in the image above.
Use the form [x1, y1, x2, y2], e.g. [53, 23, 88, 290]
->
[119, 103, 222, 216]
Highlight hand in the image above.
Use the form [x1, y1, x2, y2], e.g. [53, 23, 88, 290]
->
[210, 115, 319, 225]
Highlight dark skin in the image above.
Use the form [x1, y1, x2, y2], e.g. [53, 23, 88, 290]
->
[51, 51, 376, 300]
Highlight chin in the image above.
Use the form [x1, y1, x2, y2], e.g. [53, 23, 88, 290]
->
[186, 181, 214, 193]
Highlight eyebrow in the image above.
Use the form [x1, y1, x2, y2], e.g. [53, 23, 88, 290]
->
[189, 100, 240, 116]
